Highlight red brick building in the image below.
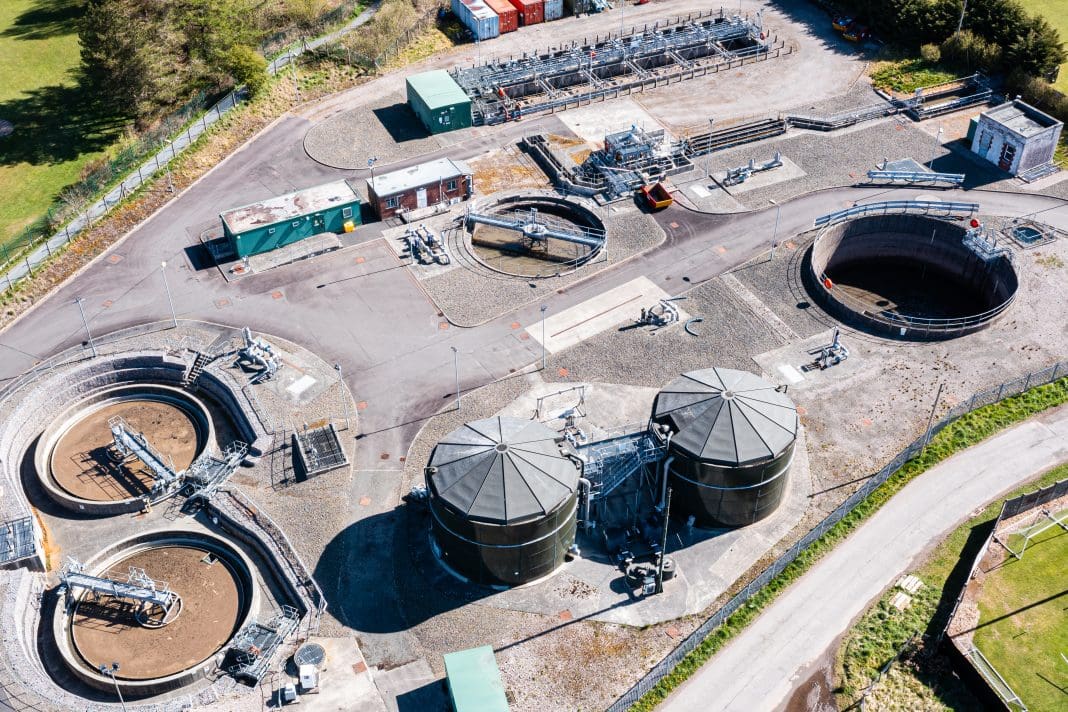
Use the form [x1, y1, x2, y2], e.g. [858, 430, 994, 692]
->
[367, 158, 474, 220]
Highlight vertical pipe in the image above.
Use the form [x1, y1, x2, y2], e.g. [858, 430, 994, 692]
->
[655, 486, 672, 594]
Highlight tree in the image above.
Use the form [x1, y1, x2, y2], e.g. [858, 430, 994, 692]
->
[224, 45, 270, 96]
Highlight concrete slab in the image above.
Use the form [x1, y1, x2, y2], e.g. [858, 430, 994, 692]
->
[290, 636, 386, 712]
[710, 155, 807, 196]
[526, 276, 688, 354]
[556, 98, 667, 147]
[752, 329, 865, 392]
[496, 381, 659, 440]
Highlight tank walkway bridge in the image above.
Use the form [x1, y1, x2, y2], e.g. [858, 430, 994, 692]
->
[229, 606, 300, 683]
[465, 207, 606, 249]
[59, 558, 180, 620]
[108, 415, 246, 503]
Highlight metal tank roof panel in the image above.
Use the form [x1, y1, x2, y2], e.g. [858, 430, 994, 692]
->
[653, 368, 798, 466]
[428, 416, 580, 525]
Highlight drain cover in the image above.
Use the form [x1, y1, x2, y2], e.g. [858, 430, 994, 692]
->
[294, 642, 326, 667]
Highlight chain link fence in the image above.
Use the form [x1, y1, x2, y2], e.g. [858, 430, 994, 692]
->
[607, 359, 1068, 712]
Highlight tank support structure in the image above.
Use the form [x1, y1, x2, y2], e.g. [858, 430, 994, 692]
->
[108, 416, 182, 495]
[466, 207, 606, 249]
[804, 327, 850, 371]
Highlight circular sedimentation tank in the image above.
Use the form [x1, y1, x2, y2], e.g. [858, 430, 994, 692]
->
[468, 196, 606, 278]
[652, 368, 798, 528]
[38, 385, 211, 508]
[55, 531, 255, 696]
[808, 214, 1018, 339]
[425, 416, 581, 586]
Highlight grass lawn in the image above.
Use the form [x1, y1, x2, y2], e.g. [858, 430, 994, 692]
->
[0, 0, 126, 253]
[1020, 0, 1068, 94]
[973, 509, 1068, 712]
[870, 58, 959, 94]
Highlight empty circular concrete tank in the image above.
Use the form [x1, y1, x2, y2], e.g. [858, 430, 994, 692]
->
[425, 416, 581, 586]
[652, 368, 798, 528]
[808, 214, 1018, 339]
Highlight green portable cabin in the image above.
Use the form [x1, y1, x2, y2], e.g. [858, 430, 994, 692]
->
[443, 646, 510, 712]
[406, 70, 472, 135]
[221, 180, 362, 259]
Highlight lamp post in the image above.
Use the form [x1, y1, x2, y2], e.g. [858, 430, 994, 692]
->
[930, 125, 944, 170]
[769, 199, 781, 259]
[335, 363, 350, 431]
[619, 0, 625, 38]
[160, 261, 177, 328]
[451, 347, 461, 410]
[540, 304, 548, 370]
[99, 662, 127, 711]
[368, 156, 378, 193]
[74, 297, 97, 357]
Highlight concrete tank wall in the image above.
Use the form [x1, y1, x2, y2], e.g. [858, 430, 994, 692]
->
[808, 214, 1018, 339]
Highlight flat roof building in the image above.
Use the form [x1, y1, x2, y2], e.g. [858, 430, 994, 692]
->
[221, 180, 361, 258]
[971, 99, 1063, 179]
[406, 70, 472, 135]
[367, 158, 473, 220]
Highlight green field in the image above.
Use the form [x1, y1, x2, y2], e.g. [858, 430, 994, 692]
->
[973, 510, 1068, 712]
[1022, 0, 1068, 93]
[0, 0, 125, 252]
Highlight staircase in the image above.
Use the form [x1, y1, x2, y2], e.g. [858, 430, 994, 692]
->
[183, 352, 211, 388]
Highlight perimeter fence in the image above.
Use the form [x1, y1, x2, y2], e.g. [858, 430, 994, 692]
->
[607, 359, 1068, 711]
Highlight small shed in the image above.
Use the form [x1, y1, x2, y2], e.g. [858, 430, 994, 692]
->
[406, 70, 472, 135]
[970, 99, 1063, 176]
[367, 157, 473, 219]
[221, 181, 361, 258]
[443, 646, 509, 712]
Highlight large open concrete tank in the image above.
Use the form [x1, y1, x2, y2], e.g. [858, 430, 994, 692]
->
[425, 416, 581, 586]
[652, 368, 798, 528]
[807, 214, 1018, 339]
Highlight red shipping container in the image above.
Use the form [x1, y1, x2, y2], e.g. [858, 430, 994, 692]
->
[484, 0, 518, 33]
[508, 0, 544, 25]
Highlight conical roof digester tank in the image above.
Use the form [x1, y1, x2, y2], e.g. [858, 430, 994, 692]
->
[425, 416, 581, 585]
[652, 367, 798, 528]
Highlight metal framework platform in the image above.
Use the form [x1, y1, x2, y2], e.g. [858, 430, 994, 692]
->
[229, 606, 300, 683]
[109, 415, 181, 494]
[0, 516, 37, 565]
[294, 423, 349, 477]
[60, 558, 181, 625]
[580, 430, 666, 500]
[466, 207, 606, 249]
[452, 11, 780, 125]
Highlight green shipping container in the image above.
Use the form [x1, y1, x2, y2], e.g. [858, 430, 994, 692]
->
[221, 180, 362, 258]
[406, 70, 472, 135]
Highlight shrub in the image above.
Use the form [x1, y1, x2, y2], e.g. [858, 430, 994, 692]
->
[224, 45, 270, 96]
[920, 43, 941, 63]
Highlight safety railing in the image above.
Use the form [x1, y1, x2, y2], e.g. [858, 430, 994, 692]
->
[865, 170, 965, 187]
[813, 200, 979, 228]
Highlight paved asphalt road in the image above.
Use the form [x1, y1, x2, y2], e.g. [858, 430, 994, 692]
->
[660, 407, 1068, 712]
[0, 102, 1065, 474]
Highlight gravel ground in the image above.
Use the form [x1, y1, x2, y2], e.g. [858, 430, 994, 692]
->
[422, 204, 666, 327]
[302, 90, 453, 169]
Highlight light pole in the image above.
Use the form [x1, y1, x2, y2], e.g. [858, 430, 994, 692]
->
[619, 0, 625, 38]
[74, 297, 97, 357]
[99, 662, 127, 711]
[540, 304, 548, 370]
[335, 363, 351, 431]
[956, 0, 968, 33]
[164, 140, 175, 193]
[451, 347, 461, 410]
[160, 261, 177, 328]
[769, 199, 781, 259]
[930, 125, 944, 169]
[368, 156, 378, 193]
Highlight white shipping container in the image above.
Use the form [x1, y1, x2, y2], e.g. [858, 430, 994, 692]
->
[544, 0, 563, 21]
[452, 0, 501, 41]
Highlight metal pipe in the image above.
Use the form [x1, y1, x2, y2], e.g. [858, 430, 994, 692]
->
[655, 486, 672, 594]
[578, 477, 592, 529]
[451, 347, 460, 410]
[659, 450, 674, 512]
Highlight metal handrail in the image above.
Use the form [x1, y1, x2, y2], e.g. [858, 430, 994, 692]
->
[813, 200, 979, 228]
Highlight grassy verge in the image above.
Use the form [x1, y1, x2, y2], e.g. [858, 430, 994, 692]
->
[627, 376, 1068, 712]
[870, 58, 959, 94]
[837, 463, 1068, 708]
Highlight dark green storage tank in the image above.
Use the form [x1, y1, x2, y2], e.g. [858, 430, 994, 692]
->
[406, 70, 472, 135]
[221, 180, 362, 259]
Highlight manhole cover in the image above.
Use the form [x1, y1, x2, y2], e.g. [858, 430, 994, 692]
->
[0, 120, 13, 138]
[294, 642, 326, 667]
